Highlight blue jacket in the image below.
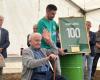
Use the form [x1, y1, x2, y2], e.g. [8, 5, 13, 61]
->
[89, 31, 96, 56]
[0, 28, 10, 58]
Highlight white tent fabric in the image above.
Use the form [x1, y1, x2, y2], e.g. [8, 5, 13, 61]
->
[0, 0, 39, 55]
[71, 0, 100, 32]
[72, 0, 100, 10]
[0, 0, 100, 55]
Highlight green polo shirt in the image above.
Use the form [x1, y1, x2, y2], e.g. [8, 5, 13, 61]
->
[37, 17, 59, 49]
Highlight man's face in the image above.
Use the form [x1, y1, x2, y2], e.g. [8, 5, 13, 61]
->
[33, 25, 37, 33]
[31, 36, 42, 49]
[47, 10, 56, 20]
[0, 17, 3, 27]
[86, 21, 91, 30]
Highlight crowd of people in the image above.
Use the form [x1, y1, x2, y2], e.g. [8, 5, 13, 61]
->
[0, 4, 100, 80]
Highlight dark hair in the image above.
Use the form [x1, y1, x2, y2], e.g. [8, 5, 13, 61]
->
[46, 4, 57, 11]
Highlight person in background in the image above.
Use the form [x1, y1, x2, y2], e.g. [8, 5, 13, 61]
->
[27, 24, 37, 47]
[20, 24, 37, 55]
[22, 33, 60, 80]
[83, 21, 96, 80]
[37, 4, 64, 75]
[0, 15, 10, 80]
[91, 25, 100, 80]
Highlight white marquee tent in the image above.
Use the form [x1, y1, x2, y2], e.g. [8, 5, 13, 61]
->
[0, 0, 100, 56]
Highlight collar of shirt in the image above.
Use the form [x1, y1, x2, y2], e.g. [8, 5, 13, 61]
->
[30, 46, 40, 51]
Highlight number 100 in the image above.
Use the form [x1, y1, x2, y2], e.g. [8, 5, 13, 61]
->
[66, 28, 80, 38]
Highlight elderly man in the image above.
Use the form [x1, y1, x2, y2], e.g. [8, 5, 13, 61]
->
[22, 32, 60, 80]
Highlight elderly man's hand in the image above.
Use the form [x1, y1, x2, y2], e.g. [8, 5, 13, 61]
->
[42, 29, 50, 40]
[47, 54, 58, 61]
[42, 29, 52, 44]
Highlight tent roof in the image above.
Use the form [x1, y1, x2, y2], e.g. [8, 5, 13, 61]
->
[72, 0, 100, 10]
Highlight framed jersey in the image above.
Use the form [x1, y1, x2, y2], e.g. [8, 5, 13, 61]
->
[59, 17, 90, 54]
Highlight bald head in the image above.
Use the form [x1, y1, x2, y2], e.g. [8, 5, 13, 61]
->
[29, 33, 42, 41]
[29, 33, 42, 48]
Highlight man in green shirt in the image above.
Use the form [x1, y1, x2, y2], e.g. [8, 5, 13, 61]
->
[37, 4, 59, 49]
[37, 4, 62, 75]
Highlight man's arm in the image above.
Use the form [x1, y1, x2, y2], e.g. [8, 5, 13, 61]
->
[22, 49, 49, 68]
[95, 32, 100, 48]
[22, 49, 57, 69]
[0, 30, 10, 49]
[90, 32, 96, 46]
[37, 21, 46, 34]
[96, 42, 100, 48]
[37, 21, 51, 44]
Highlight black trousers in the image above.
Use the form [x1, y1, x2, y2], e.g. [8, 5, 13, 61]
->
[91, 53, 100, 77]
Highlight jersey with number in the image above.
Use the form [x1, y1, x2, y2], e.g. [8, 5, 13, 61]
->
[37, 17, 59, 49]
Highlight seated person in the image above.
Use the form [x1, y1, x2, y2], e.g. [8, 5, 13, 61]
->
[22, 33, 65, 80]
